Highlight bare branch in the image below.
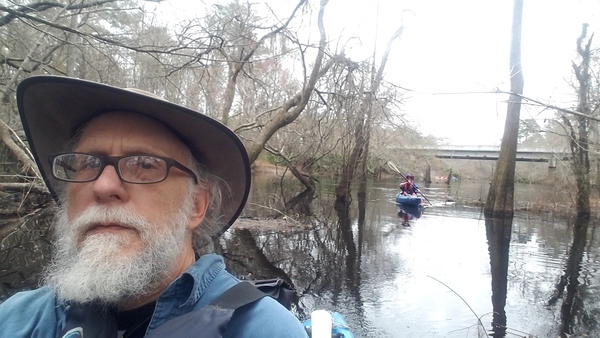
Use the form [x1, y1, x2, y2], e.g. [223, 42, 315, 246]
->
[0, 0, 120, 27]
[0, 120, 42, 180]
[495, 89, 600, 122]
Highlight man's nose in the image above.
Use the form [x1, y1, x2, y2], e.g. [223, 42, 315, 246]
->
[92, 165, 128, 202]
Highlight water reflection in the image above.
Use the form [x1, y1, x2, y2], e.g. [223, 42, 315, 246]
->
[1, 178, 599, 338]
[397, 204, 424, 226]
[484, 212, 599, 338]
[560, 216, 589, 336]
[336, 198, 363, 313]
[485, 216, 511, 337]
[544, 216, 596, 337]
[229, 178, 600, 337]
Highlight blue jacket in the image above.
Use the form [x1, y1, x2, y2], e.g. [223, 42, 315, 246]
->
[0, 254, 308, 337]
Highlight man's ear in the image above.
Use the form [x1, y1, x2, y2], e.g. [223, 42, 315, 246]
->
[188, 188, 209, 231]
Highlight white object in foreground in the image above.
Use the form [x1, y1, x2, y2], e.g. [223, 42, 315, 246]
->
[310, 310, 332, 338]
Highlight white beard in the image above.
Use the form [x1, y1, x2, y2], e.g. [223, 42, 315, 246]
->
[43, 199, 192, 306]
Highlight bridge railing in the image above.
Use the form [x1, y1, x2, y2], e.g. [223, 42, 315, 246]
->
[407, 146, 571, 163]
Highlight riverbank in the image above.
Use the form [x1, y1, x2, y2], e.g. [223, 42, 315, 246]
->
[450, 187, 598, 219]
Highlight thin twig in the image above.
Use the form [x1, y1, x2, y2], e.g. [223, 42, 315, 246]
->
[428, 275, 489, 338]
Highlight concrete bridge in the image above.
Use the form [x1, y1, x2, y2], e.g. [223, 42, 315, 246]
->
[417, 145, 570, 165]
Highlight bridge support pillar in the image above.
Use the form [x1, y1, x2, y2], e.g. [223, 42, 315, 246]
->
[547, 156, 557, 181]
[548, 156, 557, 170]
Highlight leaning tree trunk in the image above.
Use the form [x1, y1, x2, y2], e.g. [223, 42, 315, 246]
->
[484, 0, 524, 218]
[244, 0, 331, 164]
[218, 0, 308, 126]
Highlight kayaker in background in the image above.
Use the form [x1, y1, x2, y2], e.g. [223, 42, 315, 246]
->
[399, 173, 419, 196]
[398, 173, 421, 226]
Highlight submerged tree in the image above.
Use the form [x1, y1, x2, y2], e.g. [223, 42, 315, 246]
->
[485, 0, 524, 218]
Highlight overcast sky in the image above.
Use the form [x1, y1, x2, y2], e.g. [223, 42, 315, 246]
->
[324, 0, 600, 145]
[162, 0, 600, 145]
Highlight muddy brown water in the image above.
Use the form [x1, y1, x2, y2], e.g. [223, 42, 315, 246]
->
[1, 177, 599, 337]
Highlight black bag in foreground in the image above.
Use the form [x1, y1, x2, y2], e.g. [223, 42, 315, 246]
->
[246, 278, 299, 310]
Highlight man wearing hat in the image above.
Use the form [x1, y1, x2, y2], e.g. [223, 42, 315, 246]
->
[0, 76, 308, 337]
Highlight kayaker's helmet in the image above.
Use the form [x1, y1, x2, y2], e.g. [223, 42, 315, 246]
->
[406, 173, 415, 180]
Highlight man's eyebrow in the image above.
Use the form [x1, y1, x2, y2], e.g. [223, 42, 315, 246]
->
[74, 146, 168, 156]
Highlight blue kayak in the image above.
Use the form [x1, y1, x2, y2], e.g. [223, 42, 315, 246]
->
[395, 193, 423, 207]
[303, 311, 354, 338]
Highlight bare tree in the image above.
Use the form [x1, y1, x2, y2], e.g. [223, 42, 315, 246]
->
[0, 0, 433, 219]
[0, 0, 146, 194]
[209, 0, 307, 126]
[335, 25, 404, 203]
[563, 24, 594, 218]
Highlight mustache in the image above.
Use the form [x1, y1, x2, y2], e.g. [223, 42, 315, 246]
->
[69, 206, 151, 236]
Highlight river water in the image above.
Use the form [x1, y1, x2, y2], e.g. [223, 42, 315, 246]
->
[223, 177, 600, 338]
[1, 177, 598, 337]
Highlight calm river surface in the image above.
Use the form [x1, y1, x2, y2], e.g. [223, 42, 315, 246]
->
[223, 176, 599, 338]
[1, 177, 599, 337]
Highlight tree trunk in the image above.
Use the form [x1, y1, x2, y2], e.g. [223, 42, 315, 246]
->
[220, 65, 238, 126]
[484, 0, 524, 218]
[0, 121, 41, 180]
[66, 14, 81, 78]
[335, 120, 364, 203]
[264, 146, 316, 191]
[571, 24, 592, 218]
[596, 161, 600, 188]
[424, 165, 431, 184]
[357, 131, 370, 200]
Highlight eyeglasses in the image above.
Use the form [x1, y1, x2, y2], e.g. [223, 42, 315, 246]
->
[49, 152, 198, 184]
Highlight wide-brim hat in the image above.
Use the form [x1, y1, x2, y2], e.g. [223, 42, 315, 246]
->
[17, 75, 251, 232]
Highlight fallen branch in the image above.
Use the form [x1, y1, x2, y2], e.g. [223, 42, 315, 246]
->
[0, 182, 48, 195]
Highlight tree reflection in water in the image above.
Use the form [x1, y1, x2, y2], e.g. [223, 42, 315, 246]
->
[219, 191, 366, 323]
[546, 216, 596, 337]
[485, 216, 512, 337]
[487, 213, 598, 338]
